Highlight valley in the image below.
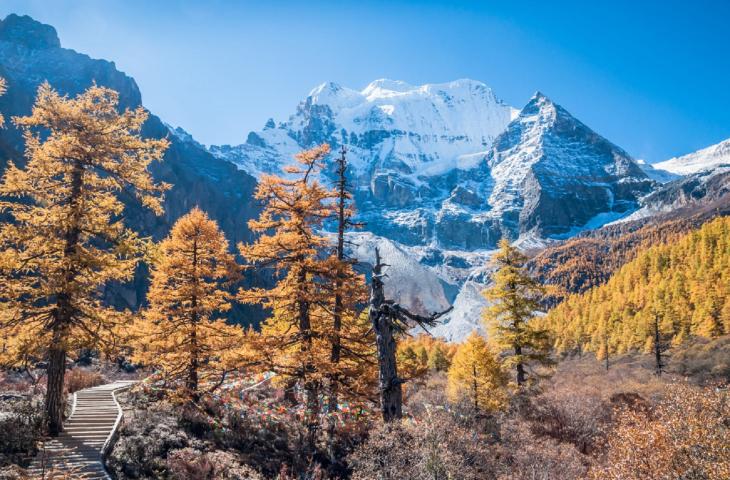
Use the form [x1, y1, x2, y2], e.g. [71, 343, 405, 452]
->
[0, 9, 728, 480]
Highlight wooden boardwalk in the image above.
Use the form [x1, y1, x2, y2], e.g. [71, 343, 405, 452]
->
[28, 380, 136, 479]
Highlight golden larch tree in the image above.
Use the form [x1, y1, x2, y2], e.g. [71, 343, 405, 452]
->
[0, 83, 168, 434]
[483, 239, 553, 387]
[239, 144, 335, 422]
[132, 207, 241, 401]
[543, 216, 730, 358]
[447, 332, 508, 413]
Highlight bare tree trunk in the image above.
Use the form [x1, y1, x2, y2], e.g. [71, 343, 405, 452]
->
[329, 145, 348, 412]
[188, 309, 199, 399]
[297, 266, 319, 450]
[654, 313, 664, 377]
[515, 344, 526, 387]
[472, 363, 479, 412]
[369, 248, 402, 422]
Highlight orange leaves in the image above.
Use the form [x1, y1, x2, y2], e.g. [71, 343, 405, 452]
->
[0, 83, 168, 364]
[133, 208, 241, 395]
[590, 384, 730, 479]
[238, 144, 375, 405]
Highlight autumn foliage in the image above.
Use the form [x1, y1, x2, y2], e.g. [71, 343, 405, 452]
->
[483, 239, 553, 386]
[543, 216, 730, 357]
[447, 332, 508, 413]
[132, 207, 241, 399]
[0, 83, 167, 433]
[590, 383, 730, 479]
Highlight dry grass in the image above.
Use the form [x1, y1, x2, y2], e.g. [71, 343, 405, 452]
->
[64, 368, 105, 394]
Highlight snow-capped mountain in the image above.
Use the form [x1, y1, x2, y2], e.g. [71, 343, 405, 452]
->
[211, 78, 516, 179]
[652, 138, 730, 176]
[211, 82, 653, 252]
[615, 165, 730, 224]
[209, 85, 656, 341]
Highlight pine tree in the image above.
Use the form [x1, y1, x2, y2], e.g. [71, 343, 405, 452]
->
[483, 239, 553, 387]
[238, 144, 335, 428]
[447, 332, 508, 413]
[132, 208, 241, 400]
[0, 84, 168, 434]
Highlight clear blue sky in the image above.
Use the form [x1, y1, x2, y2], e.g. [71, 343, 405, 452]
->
[2, 0, 729, 162]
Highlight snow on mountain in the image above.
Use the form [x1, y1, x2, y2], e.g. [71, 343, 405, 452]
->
[451, 92, 655, 241]
[211, 78, 515, 180]
[636, 159, 681, 183]
[613, 164, 730, 225]
[209, 81, 657, 341]
[346, 232, 451, 315]
[426, 262, 494, 342]
[651, 138, 730, 176]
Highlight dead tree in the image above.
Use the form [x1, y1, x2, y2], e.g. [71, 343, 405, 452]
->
[368, 247, 452, 422]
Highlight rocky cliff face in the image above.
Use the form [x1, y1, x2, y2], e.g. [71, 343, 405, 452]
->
[483, 93, 655, 239]
[0, 14, 261, 321]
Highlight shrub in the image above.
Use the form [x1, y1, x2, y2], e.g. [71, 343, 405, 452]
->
[0, 396, 44, 468]
[525, 383, 610, 454]
[496, 419, 588, 480]
[669, 335, 730, 383]
[106, 405, 193, 479]
[349, 410, 497, 480]
[589, 383, 730, 479]
[64, 368, 105, 394]
[167, 448, 263, 480]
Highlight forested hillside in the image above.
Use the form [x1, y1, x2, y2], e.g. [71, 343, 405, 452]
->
[542, 216, 730, 356]
[528, 196, 730, 305]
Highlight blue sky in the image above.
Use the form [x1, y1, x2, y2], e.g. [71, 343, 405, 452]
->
[1, 0, 729, 162]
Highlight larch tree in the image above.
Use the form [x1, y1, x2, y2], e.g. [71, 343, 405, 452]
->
[239, 144, 336, 427]
[324, 145, 372, 409]
[447, 332, 508, 413]
[0, 83, 168, 434]
[483, 239, 553, 387]
[132, 207, 241, 401]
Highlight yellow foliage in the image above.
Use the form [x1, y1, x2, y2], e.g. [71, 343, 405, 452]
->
[0, 83, 168, 431]
[0, 82, 167, 362]
[543, 217, 730, 356]
[131, 208, 241, 398]
[447, 332, 508, 412]
[239, 144, 375, 408]
[398, 335, 457, 380]
[483, 239, 553, 386]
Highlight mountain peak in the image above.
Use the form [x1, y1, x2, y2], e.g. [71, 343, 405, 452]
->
[362, 79, 415, 97]
[0, 14, 60, 50]
[652, 137, 730, 175]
